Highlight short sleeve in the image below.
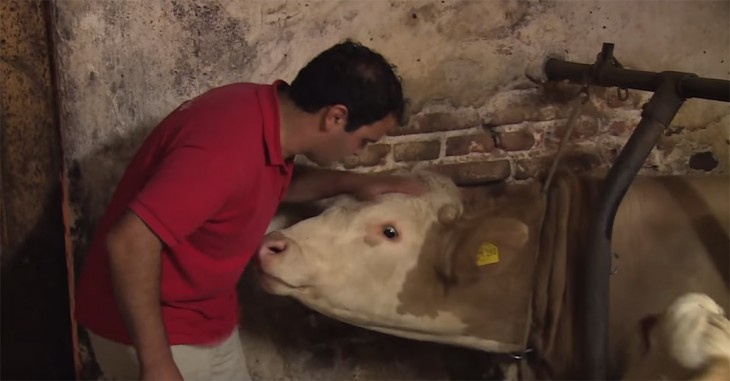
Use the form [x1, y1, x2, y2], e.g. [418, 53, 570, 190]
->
[129, 145, 240, 247]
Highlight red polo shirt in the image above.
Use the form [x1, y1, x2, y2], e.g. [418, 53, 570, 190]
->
[75, 80, 294, 345]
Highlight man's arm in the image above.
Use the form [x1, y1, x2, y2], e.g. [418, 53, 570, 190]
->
[106, 211, 183, 380]
[283, 164, 426, 203]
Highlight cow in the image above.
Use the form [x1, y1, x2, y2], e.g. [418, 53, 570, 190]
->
[256, 167, 729, 380]
[622, 292, 730, 381]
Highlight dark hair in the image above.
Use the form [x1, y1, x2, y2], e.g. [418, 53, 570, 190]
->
[288, 39, 405, 132]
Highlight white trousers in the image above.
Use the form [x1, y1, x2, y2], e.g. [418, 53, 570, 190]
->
[87, 327, 251, 381]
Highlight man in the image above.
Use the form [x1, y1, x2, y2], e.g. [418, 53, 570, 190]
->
[75, 39, 425, 380]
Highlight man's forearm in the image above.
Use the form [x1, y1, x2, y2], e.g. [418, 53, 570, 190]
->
[283, 165, 364, 203]
[107, 212, 176, 373]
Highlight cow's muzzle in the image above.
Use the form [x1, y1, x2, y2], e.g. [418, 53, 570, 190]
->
[256, 231, 311, 294]
[259, 231, 290, 257]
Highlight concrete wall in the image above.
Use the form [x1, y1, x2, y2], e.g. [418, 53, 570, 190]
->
[48, 0, 729, 379]
[1, 0, 75, 378]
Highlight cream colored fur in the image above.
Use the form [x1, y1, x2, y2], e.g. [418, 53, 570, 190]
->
[623, 293, 730, 381]
[259, 169, 477, 343]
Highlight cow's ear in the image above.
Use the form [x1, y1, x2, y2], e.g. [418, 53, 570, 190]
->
[422, 208, 461, 286]
[483, 217, 529, 250]
[434, 204, 463, 283]
[430, 221, 459, 285]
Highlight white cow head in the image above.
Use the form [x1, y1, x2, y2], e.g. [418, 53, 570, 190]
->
[257, 170, 465, 327]
[256, 169, 538, 352]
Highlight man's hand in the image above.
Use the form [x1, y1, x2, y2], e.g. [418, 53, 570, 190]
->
[283, 165, 428, 203]
[350, 173, 428, 201]
[107, 211, 180, 381]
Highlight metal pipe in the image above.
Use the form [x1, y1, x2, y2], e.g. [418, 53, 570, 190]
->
[545, 59, 729, 102]
[576, 74, 687, 380]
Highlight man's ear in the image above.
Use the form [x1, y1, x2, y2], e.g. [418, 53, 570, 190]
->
[323, 104, 349, 132]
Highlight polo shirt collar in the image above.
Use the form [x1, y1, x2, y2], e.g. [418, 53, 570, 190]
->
[258, 79, 292, 170]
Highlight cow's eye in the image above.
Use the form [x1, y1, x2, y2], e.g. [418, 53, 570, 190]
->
[383, 225, 399, 239]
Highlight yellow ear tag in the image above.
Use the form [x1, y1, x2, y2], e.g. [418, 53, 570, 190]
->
[476, 242, 500, 266]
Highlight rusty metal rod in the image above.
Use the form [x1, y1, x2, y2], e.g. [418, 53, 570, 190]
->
[545, 58, 729, 102]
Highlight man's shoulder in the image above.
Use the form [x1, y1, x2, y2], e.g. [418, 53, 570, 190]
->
[192, 81, 267, 106]
[178, 81, 282, 119]
[155, 80, 283, 160]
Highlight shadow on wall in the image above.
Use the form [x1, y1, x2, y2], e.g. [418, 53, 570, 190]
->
[68, 121, 508, 380]
[0, 183, 76, 380]
[69, 121, 156, 380]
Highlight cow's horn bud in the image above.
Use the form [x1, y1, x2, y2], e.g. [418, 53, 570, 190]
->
[438, 204, 460, 225]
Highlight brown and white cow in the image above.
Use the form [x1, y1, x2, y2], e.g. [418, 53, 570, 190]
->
[623, 292, 730, 381]
[256, 168, 729, 380]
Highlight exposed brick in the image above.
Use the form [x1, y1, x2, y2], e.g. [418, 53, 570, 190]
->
[609, 120, 630, 136]
[604, 88, 644, 109]
[606, 93, 627, 109]
[426, 160, 511, 185]
[389, 111, 479, 136]
[393, 141, 440, 162]
[657, 135, 677, 155]
[484, 106, 571, 127]
[541, 81, 583, 103]
[514, 159, 539, 181]
[445, 133, 495, 156]
[514, 152, 602, 180]
[495, 130, 535, 151]
[554, 117, 599, 139]
[341, 144, 390, 169]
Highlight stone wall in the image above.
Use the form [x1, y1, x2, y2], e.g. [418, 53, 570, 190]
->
[335, 81, 727, 184]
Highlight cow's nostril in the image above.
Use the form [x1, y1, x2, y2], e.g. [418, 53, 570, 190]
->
[267, 240, 287, 255]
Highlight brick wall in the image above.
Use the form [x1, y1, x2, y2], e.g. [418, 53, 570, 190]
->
[322, 82, 725, 186]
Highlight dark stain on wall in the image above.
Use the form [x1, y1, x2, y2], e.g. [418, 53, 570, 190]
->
[169, 1, 256, 96]
[0, 0, 75, 378]
[689, 151, 719, 172]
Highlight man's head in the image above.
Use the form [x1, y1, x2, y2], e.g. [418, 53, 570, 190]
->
[287, 40, 405, 165]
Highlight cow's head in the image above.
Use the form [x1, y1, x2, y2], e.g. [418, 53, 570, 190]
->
[623, 293, 730, 380]
[257, 169, 463, 322]
[256, 169, 536, 351]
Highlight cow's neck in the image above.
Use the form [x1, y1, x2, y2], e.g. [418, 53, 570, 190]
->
[397, 181, 550, 352]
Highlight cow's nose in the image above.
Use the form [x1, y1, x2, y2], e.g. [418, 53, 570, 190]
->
[259, 232, 289, 257]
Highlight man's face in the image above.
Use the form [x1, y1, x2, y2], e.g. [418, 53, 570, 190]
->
[307, 113, 397, 166]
